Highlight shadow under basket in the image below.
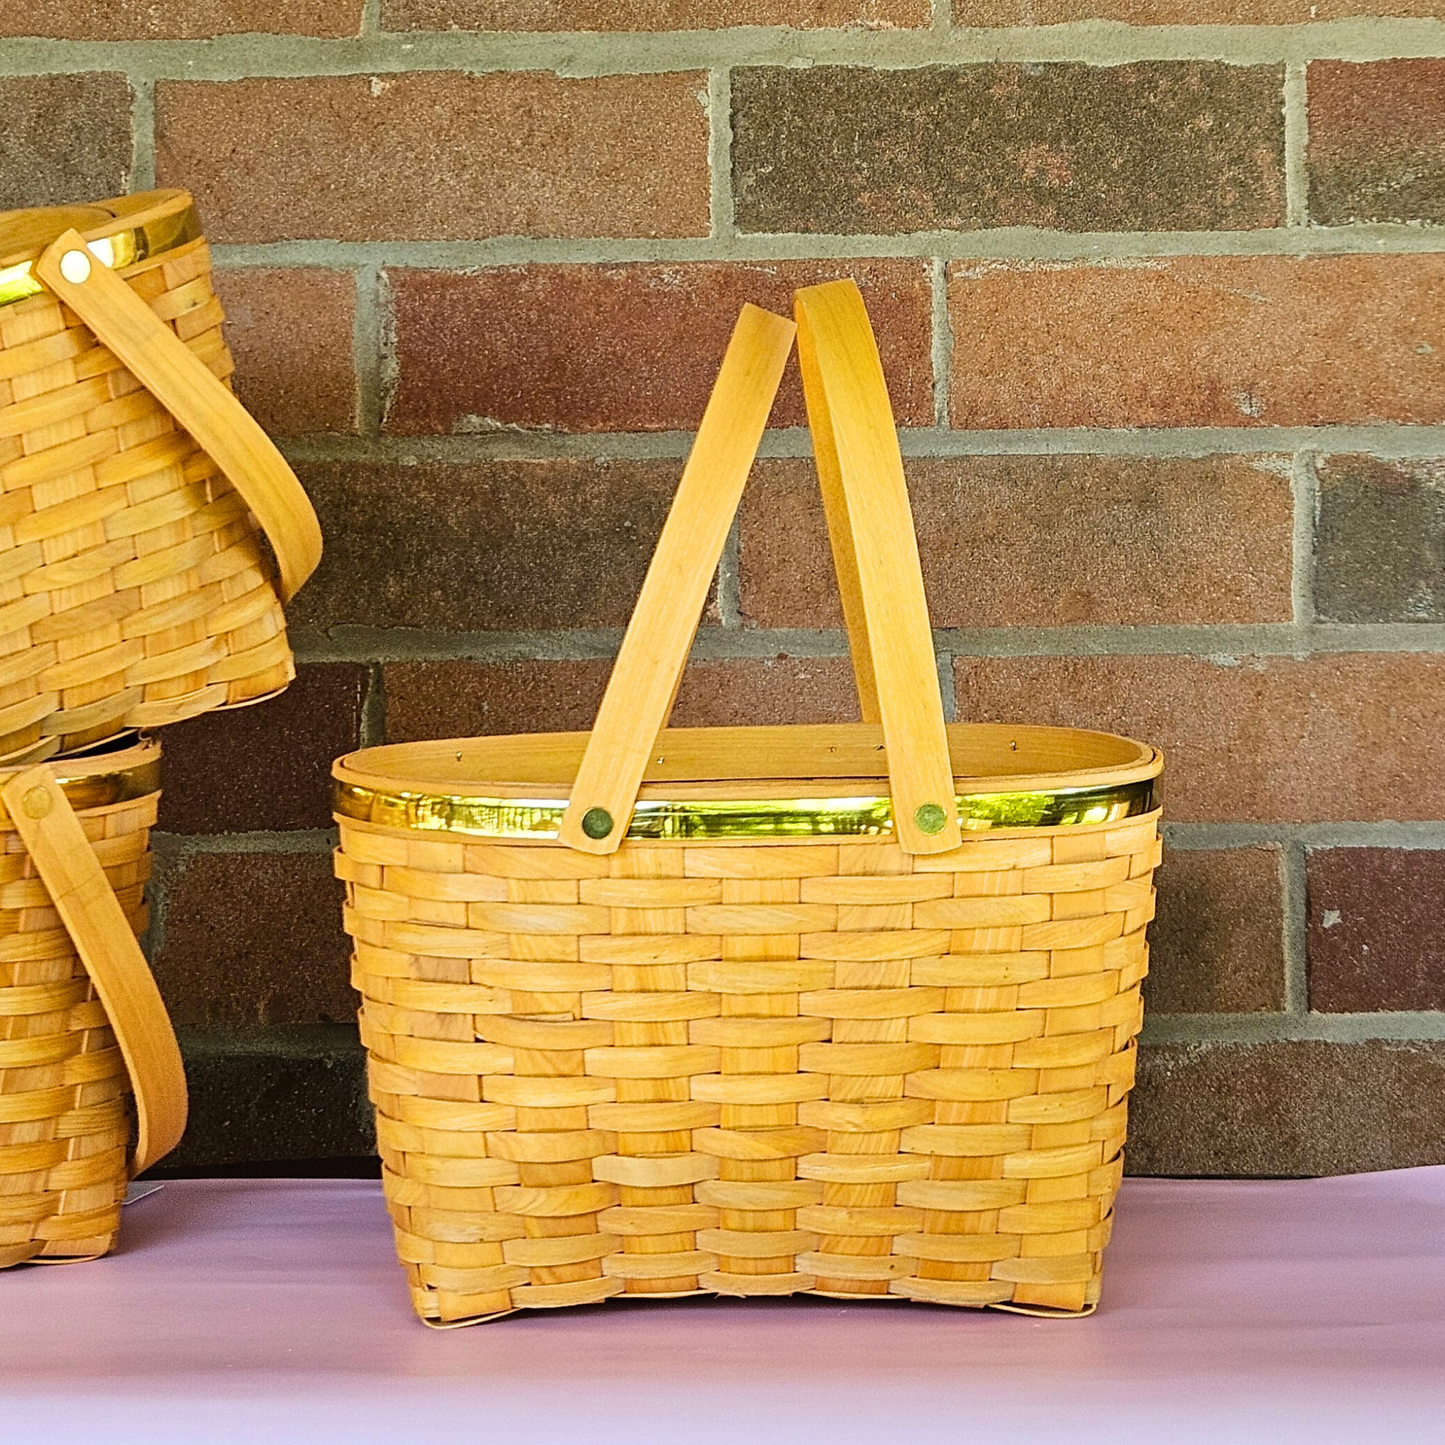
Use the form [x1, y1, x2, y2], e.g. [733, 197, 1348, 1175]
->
[332, 281, 1164, 1326]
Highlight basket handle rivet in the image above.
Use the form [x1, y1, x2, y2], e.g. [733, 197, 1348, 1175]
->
[913, 802, 948, 835]
[21, 785, 53, 819]
[59, 249, 92, 284]
[581, 807, 615, 841]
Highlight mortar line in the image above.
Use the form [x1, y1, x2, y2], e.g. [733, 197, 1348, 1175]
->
[936, 646, 958, 722]
[1280, 838, 1311, 1014]
[1139, 1011, 1445, 1044]
[292, 619, 1445, 664]
[352, 264, 384, 437]
[128, 76, 156, 192]
[360, 0, 383, 36]
[930, 256, 953, 429]
[717, 517, 743, 627]
[1283, 62, 1310, 227]
[931, 0, 953, 30]
[374, 268, 398, 434]
[209, 222, 1445, 269]
[8, 22, 1445, 76]
[1290, 450, 1318, 626]
[1164, 821, 1445, 848]
[708, 67, 735, 241]
[278, 423, 1445, 466]
[359, 662, 387, 746]
[151, 829, 338, 856]
[173, 1023, 365, 1059]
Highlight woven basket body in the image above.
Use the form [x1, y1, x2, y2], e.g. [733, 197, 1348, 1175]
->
[337, 727, 1161, 1324]
[0, 190, 315, 763]
[0, 738, 161, 1267]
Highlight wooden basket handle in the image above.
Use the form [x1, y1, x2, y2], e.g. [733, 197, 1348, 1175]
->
[560, 282, 960, 855]
[2, 766, 187, 1177]
[35, 229, 322, 603]
[792, 279, 960, 853]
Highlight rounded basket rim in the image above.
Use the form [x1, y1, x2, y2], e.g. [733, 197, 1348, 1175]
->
[0, 734, 160, 816]
[334, 723, 1162, 842]
[0, 189, 200, 309]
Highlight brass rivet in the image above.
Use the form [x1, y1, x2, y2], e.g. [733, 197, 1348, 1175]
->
[59, 249, 92, 285]
[22, 785, 53, 819]
[581, 807, 614, 840]
[914, 802, 948, 835]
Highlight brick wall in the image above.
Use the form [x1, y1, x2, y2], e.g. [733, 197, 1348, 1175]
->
[6, 4, 1445, 1177]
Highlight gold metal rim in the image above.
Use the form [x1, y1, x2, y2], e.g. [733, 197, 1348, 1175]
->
[0, 745, 162, 814]
[334, 777, 1156, 842]
[0, 200, 200, 310]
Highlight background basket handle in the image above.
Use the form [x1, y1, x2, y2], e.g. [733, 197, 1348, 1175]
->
[793, 279, 960, 853]
[35, 228, 322, 603]
[559, 303, 797, 852]
[2, 766, 187, 1177]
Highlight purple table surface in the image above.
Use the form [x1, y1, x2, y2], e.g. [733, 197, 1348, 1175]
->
[2, 1169, 1442, 1445]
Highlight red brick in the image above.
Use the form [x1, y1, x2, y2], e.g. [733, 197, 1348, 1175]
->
[1130, 1041, 1445, 1177]
[1308, 849, 1445, 1011]
[213, 269, 356, 436]
[152, 852, 351, 1026]
[383, 655, 857, 742]
[387, 0, 928, 26]
[733, 63, 1284, 234]
[740, 455, 1293, 628]
[954, 652, 1445, 823]
[1147, 848, 1285, 1013]
[1309, 61, 1445, 225]
[158, 665, 367, 834]
[956, 1, 1445, 18]
[949, 256, 1445, 428]
[0, 1, 360, 37]
[289, 460, 702, 634]
[0, 75, 131, 212]
[385, 260, 932, 434]
[155, 73, 709, 244]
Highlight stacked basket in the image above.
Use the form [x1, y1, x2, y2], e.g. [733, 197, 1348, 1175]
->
[0, 190, 321, 1265]
[334, 280, 1162, 1325]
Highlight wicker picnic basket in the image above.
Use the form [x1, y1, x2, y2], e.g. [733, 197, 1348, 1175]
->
[334, 280, 1163, 1326]
[0, 735, 186, 1267]
[0, 189, 321, 763]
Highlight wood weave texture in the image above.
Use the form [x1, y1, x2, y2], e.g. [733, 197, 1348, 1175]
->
[0, 790, 155, 1267]
[337, 812, 1161, 1324]
[0, 235, 292, 763]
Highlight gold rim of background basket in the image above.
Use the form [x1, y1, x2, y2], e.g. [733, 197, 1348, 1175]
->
[0, 736, 161, 814]
[334, 723, 1164, 842]
[0, 191, 199, 309]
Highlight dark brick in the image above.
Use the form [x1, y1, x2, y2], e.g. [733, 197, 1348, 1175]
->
[159, 1030, 370, 1172]
[1147, 848, 1285, 1014]
[212, 269, 357, 435]
[0, 1, 362, 37]
[1309, 60, 1445, 225]
[388, 0, 929, 25]
[1315, 456, 1445, 623]
[157, 665, 366, 834]
[1308, 849, 1445, 1012]
[732, 64, 1285, 234]
[740, 455, 1293, 629]
[383, 655, 858, 743]
[0, 75, 131, 211]
[955, 653, 1445, 823]
[384, 260, 932, 434]
[155, 73, 708, 243]
[1130, 1041, 1445, 1176]
[152, 851, 351, 1027]
[948, 256, 1445, 429]
[289, 460, 708, 634]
